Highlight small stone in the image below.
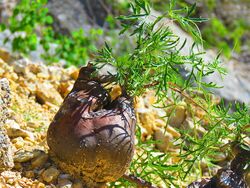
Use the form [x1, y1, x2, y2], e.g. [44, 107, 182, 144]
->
[153, 128, 173, 153]
[24, 170, 35, 178]
[6, 178, 15, 185]
[7, 127, 34, 139]
[0, 48, 11, 63]
[110, 85, 122, 101]
[0, 78, 11, 124]
[1, 171, 21, 180]
[48, 66, 64, 81]
[35, 82, 63, 105]
[166, 103, 187, 127]
[31, 152, 48, 169]
[165, 125, 181, 138]
[35, 182, 46, 188]
[58, 178, 73, 188]
[137, 108, 156, 135]
[0, 78, 14, 171]
[4, 119, 35, 140]
[67, 66, 79, 80]
[12, 137, 25, 149]
[58, 81, 74, 98]
[11, 58, 31, 74]
[41, 167, 60, 183]
[182, 118, 206, 138]
[14, 163, 22, 170]
[72, 180, 83, 188]
[14, 150, 42, 163]
[26, 121, 39, 129]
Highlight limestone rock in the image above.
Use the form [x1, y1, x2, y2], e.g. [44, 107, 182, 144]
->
[0, 129, 14, 171]
[153, 128, 174, 153]
[4, 119, 35, 139]
[0, 78, 14, 171]
[72, 180, 83, 188]
[47, 0, 91, 34]
[166, 102, 187, 128]
[0, 78, 11, 123]
[35, 81, 63, 105]
[31, 151, 48, 169]
[41, 166, 60, 183]
[14, 150, 42, 163]
[58, 178, 73, 188]
[0, 48, 11, 63]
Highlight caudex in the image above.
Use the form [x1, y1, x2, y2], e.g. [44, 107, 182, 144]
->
[47, 63, 157, 187]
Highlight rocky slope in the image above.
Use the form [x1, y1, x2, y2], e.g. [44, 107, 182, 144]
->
[0, 49, 249, 187]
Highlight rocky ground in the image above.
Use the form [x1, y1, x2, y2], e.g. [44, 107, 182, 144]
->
[0, 48, 249, 188]
[0, 49, 202, 187]
[0, 1, 249, 187]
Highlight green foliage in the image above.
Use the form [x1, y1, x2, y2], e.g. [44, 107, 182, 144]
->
[41, 28, 102, 66]
[150, 0, 249, 58]
[96, 0, 221, 97]
[203, 18, 248, 57]
[96, 0, 249, 186]
[1, 0, 102, 66]
[2, 0, 52, 54]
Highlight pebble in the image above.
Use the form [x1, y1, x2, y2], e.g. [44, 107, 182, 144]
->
[11, 58, 31, 74]
[137, 108, 156, 135]
[13, 163, 22, 170]
[7, 127, 34, 139]
[31, 151, 48, 169]
[24, 170, 35, 178]
[153, 128, 173, 152]
[166, 103, 187, 127]
[11, 137, 25, 149]
[5, 119, 35, 139]
[14, 150, 42, 163]
[110, 85, 122, 101]
[35, 81, 63, 105]
[72, 180, 83, 188]
[67, 66, 79, 80]
[41, 167, 60, 183]
[58, 178, 73, 188]
[0, 48, 11, 63]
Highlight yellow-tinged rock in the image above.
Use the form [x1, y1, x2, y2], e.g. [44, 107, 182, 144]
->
[137, 108, 156, 135]
[134, 96, 145, 109]
[154, 118, 166, 128]
[110, 85, 122, 101]
[33, 182, 46, 188]
[142, 90, 157, 107]
[0, 67, 5, 76]
[58, 178, 73, 188]
[0, 48, 11, 63]
[24, 171, 35, 178]
[3, 71, 18, 82]
[67, 66, 79, 80]
[58, 80, 74, 98]
[31, 152, 48, 169]
[35, 82, 63, 105]
[12, 137, 25, 149]
[165, 125, 181, 138]
[41, 167, 60, 183]
[13, 163, 22, 170]
[72, 180, 84, 188]
[166, 102, 187, 127]
[14, 150, 42, 163]
[153, 127, 173, 153]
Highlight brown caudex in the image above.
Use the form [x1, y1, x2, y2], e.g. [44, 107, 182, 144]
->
[47, 64, 136, 187]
